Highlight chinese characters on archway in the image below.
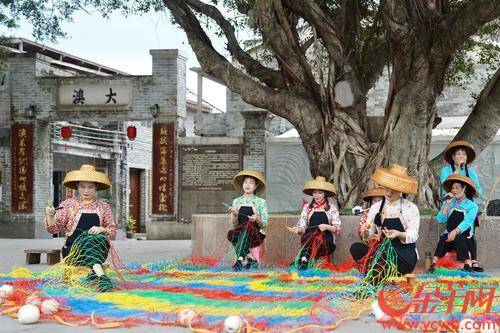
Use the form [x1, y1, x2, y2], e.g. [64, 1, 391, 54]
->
[152, 123, 175, 214]
[11, 124, 33, 213]
[72, 87, 117, 105]
[59, 83, 131, 107]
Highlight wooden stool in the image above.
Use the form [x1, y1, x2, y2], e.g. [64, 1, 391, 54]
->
[24, 249, 61, 265]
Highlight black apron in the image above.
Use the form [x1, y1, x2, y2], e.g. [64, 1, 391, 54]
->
[227, 205, 265, 255]
[63, 213, 100, 258]
[382, 217, 417, 275]
[300, 211, 335, 258]
[433, 209, 470, 261]
[446, 210, 470, 234]
[238, 206, 255, 225]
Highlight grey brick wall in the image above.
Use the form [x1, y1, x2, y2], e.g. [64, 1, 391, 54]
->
[241, 111, 267, 174]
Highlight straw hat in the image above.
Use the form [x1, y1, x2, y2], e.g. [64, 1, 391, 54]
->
[63, 165, 111, 191]
[303, 176, 336, 197]
[371, 164, 418, 195]
[443, 140, 476, 165]
[232, 170, 266, 196]
[443, 174, 478, 197]
[362, 187, 386, 203]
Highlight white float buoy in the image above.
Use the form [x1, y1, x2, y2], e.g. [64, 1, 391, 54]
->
[222, 315, 243, 333]
[0, 284, 14, 298]
[371, 301, 390, 321]
[41, 299, 60, 315]
[25, 295, 42, 306]
[17, 304, 40, 324]
[458, 318, 477, 333]
[177, 309, 196, 327]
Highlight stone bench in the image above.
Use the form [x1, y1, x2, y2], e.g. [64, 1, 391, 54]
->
[24, 249, 61, 265]
[192, 214, 500, 268]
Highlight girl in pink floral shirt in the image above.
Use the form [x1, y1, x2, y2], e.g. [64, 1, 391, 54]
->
[44, 165, 115, 292]
[290, 177, 342, 270]
[46, 197, 116, 238]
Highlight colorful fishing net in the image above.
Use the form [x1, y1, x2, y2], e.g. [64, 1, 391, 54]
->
[39, 232, 113, 291]
[0, 234, 498, 331]
[352, 238, 400, 299]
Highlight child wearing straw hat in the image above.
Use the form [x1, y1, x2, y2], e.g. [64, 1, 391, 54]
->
[349, 187, 385, 272]
[356, 187, 385, 239]
[428, 174, 479, 273]
[354, 164, 420, 276]
[44, 165, 116, 292]
[290, 176, 342, 270]
[440, 140, 483, 272]
[227, 170, 268, 271]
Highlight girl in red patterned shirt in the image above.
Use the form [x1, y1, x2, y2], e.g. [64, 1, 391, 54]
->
[350, 187, 384, 272]
[44, 165, 116, 292]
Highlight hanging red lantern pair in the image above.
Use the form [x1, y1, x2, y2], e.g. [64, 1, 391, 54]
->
[61, 125, 136, 141]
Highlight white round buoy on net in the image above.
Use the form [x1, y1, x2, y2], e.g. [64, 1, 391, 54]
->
[0, 284, 14, 298]
[25, 295, 42, 306]
[480, 320, 498, 333]
[177, 309, 196, 327]
[371, 301, 390, 321]
[334, 81, 354, 108]
[222, 315, 243, 333]
[18, 304, 40, 324]
[41, 299, 60, 315]
[458, 318, 478, 333]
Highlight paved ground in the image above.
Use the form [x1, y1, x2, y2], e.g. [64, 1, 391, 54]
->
[0, 239, 498, 332]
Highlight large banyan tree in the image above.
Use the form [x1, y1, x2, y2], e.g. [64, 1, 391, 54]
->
[2, 0, 500, 207]
[161, 0, 500, 208]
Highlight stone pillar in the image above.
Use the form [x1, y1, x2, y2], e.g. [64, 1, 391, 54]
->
[241, 111, 268, 175]
[148, 50, 187, 237]
[149, 49, 187, 135]
[33, 120, 52, 239]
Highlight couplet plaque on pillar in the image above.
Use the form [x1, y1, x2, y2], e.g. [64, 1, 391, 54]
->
[11, 124, 34, 213]
[152, 122, 175, 214]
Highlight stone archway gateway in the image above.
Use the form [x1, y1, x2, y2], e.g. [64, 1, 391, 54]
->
[0, 38, 187, 238]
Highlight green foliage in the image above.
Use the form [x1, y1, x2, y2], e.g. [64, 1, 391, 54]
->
[447, 20, 500, 87]
[125, 215, 136, 232]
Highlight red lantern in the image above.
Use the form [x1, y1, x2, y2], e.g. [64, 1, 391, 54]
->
[127, 125, 137, 140]
[60, 126, 72, 140]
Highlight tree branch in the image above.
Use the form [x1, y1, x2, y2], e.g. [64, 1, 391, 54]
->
[163, 0, 323, 133]
[430, 67, 500, 172]
[357, 7, 387, 94]
[437, 0, 500, 55]
[183, 0, 284, 89]
[283, 0, 345, 64]
[340, 0, 360, 56]
[253, 0, 308, 82]
[271, 0, 321, 104]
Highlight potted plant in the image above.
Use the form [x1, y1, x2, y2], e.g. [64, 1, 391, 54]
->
[125, 216, 136, 239]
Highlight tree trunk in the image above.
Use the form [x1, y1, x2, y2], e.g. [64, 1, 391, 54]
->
[430, 68, 500, 176]
[299, 100, 375, 207]
[299, 62, 443, 209]
[376, 52, 444, 208]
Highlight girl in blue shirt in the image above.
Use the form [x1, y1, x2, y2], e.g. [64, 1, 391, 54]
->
[429, 174, 479, 273]
[439, 140, 483, 272]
